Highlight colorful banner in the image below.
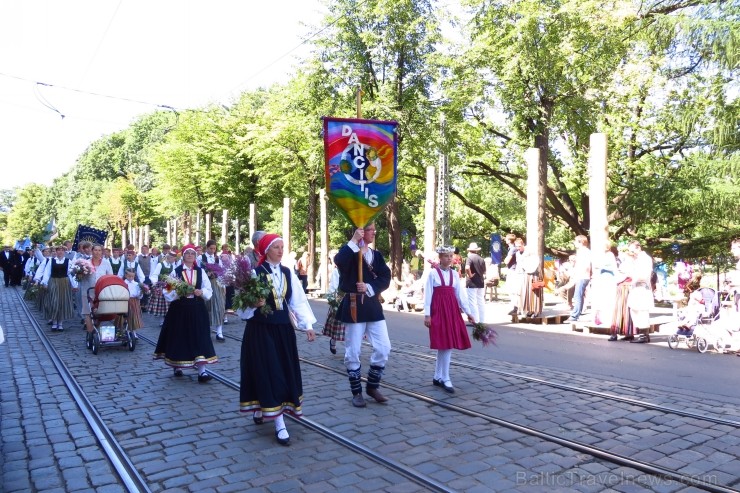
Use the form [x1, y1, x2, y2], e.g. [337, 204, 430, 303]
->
[72, 225, 108, 251]
[323, 117, 398, 227]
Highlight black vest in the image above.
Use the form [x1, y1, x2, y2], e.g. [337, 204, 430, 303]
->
[110, 259, 122, 275]
[51, 258, 69, 278]
[250, 264, 292, 326]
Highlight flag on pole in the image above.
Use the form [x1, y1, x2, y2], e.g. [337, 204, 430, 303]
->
[72, 225, 108, 251]
[323, 117, 398, 227]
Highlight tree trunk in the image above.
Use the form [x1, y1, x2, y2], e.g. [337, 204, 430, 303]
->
[307, 178, 318, 288]
[386, 199, 402, 279]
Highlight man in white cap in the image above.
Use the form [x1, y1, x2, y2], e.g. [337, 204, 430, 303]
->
[465, 242, 486, 324]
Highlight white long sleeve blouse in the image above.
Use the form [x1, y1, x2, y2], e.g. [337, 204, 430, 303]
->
[163, 265, 213, 302]
[423, 266, 472, 319]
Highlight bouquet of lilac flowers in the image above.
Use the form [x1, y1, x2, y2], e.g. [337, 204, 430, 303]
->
[227, 256, 274, 315]
[203, 261, 226, 280]
[71, 258, 95, 281]
[472, 323, 497, 347]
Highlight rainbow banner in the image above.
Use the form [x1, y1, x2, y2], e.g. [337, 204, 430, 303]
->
[323, 117, 398, 227]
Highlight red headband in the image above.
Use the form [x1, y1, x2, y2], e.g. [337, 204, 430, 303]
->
[257, 234, 282, 265]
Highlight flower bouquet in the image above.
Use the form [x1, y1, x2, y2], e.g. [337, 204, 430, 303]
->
[203, 261, 225, 280]
[325, 290, 344, 309]
[227, 257, 274, 315]
[24, 282, 39, 301]
[472, 322, 497, 347]
[71, 258, 95, 282]
[164, 278, 195, 298]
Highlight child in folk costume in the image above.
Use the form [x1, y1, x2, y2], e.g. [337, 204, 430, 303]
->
[40, 246, 78, 331]
[238, 233, 316, 446]
[154, 244, 218, 382]
[147, 251, 177, 320]
[202, 239, 227, 342]
[109, 248, 123, 276]
[124, 269, 144, 333]
[423, 246, 476, 394]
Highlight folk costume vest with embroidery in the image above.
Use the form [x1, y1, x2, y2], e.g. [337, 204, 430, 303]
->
[160, 263, 174, 278]
[174, 264, 204, 291]
[51, 258, 69, 278]
[251, 264, 293, 326]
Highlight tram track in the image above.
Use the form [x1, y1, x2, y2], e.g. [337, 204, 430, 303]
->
[15, 287, 740, 492]
[229, 327, 740, 493]
[14, 289, 151, 493]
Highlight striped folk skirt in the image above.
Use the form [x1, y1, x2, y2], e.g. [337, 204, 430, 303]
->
[47, 277, 76, 322]
[148, 282, 169, 317]
[128, 298, 143, 330]
[205, 278, 226, 326]
[322, 304, 346, 342]
[611, 283, 633, 336]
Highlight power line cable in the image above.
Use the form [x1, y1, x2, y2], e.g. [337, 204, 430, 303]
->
[78, 0, 123, 87]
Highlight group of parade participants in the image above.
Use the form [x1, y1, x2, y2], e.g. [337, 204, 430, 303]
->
[7, 231, 740, 446]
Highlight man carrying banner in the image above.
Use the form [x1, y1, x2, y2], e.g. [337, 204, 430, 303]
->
[334, 224, 392, 407]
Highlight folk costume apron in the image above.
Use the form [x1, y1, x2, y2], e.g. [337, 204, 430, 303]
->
[429, 267, 471, 351]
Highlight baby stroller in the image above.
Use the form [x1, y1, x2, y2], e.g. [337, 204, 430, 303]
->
[667, 287, 722, 353]
[86, 275, 136, 355]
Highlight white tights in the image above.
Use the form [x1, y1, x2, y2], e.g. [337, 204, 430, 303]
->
[434, 349, 452, 384]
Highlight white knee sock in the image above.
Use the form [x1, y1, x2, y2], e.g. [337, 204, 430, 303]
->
[196, 362, 207, 375]
[437, 349, 452, 383]
[215, 325, 223, 337]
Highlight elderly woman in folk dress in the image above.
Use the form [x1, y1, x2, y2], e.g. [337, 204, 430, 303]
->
[154, 244, 218, 382]
[238, 233, 316, 446]
[80, 244, 114, 335]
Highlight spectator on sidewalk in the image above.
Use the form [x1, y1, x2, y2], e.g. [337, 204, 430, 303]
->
[566, 235, 591, 323]
[465, 242, 486, 324]
[504, 236, 525, 316]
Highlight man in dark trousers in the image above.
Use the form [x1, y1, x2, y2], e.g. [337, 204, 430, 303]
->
[0, 246, 12, 287]
[465, 242, 487, 324]
[334, 224, 392, 408]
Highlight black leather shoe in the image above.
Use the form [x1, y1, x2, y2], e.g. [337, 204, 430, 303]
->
[507, 308, 517, 316]
[441, 381, 455, 394]
[433, 378, 444, 387]
[198, 373, 212, 383]
[275, 428, 290, 446]
[215, 334, 225, 342]
[253, 413, 264, 425]
[608, 335, 618, 341]
[329, 338, 337, 355]
[351, 394, 366, 407]
[174, 369, 183, 377]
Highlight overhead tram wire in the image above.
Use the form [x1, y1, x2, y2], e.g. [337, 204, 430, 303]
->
[77, 0, 124, 88]
[220, 0, 373, 102]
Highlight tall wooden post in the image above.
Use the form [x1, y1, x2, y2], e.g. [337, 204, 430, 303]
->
[234, 219, 241, 254]
[144, 225, 150, 246]
[195, 211, 202, 246]
[282, 198, 291, 253]
[204, 212, 212, 244]
[589, 133, 608, 256]
[525, 147, 542, 264]
[424, 166, 436, 270]
[172, 218, 178, 247]
[221, 209, 229, 246]
[319, 189, 329, 293]
[166, 220, 171, 245]
[249, 203, 256, 248]
[121, 227, 127, 250]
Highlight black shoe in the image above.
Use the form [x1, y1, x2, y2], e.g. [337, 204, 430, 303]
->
[329, 338, 337, 355]
[507, 308, 517, 316]
[621, 335, 634, 341]
[198, 373, 212, 383]
[174, 369, 183, 377]
[253, 414, 264, 425]
[216, 334, 225, 342]
[608, 335, 618, 341]
[433, 378, 444, 387]
[441, 381, 455, 394]
[275, 428, 290, 446]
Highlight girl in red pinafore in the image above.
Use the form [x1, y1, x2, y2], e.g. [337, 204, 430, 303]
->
[423, 246, 476, 394]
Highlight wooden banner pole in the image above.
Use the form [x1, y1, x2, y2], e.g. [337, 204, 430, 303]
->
[356, 85, 364, 287]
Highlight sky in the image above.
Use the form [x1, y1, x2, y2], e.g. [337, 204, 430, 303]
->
[0, 0, 328, 190]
